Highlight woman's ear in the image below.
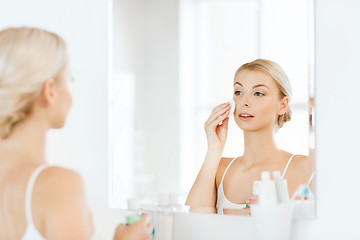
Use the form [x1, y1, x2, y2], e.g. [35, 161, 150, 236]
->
[278, 96, 289, 115]
[39, 79, 56, 107]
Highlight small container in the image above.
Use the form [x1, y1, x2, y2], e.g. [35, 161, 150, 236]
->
[125, 198, 142, 225]
[258, 171, 277, 206]
[155, 193, 173, 240]
[169, 192, 186, 212]
[251, 171, 292, 240]
[272, 170, 290, 203]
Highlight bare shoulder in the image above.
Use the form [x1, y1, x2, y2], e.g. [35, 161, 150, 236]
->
[219, 157, 235, 168]
[284, 154, 315, 197]
[286, 154, 314, 182]
[39, 166, 84, 187]
[34, 167, 92, 238]
[292, 154, 314, 172]
[36, 166, 86, 204]
[215, 157, 237, 188]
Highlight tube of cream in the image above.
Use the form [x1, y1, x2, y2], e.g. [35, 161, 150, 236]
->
[272, 171, 290, 203]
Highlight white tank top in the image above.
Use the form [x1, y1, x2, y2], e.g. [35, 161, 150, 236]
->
[22, 165, 47, 240]
[216, 154, 296, 214]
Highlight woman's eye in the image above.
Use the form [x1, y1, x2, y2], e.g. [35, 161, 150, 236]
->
[254, 92, 264, 96]
[234, 91, 242, 96]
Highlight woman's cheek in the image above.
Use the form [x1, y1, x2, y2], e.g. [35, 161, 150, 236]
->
[257, 100, 273, 114]
[258, 99, 279, 121]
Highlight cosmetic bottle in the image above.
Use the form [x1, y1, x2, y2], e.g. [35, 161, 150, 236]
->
[125, 198, 142, 226]
[272, 170, 290, 203]
[251, 171, 292, 240]
[155, 193, 173, 240]
[169, 192, 186, 212]
[258, 171, 277, 206]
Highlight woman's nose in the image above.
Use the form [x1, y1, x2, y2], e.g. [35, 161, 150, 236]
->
[240, 95, 250, 107]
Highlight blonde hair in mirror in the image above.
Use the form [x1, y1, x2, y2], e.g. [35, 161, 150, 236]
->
[234, 59, 292, 128]
[0, 27, 68, 139]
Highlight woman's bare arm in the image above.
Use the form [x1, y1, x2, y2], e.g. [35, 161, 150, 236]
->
[185, 102, 231, 210]
[185, 151, 222, 210]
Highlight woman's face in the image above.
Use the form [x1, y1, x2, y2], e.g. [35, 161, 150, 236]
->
[233, 69, 286, 132]
[51, 63, 73, 128]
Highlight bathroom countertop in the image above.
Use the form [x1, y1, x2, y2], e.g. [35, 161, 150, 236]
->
[172, 212, 314, 240]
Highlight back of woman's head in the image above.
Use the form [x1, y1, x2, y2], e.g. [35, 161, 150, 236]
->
[0, 27, 68, 139]
[235, 59, 293, 128]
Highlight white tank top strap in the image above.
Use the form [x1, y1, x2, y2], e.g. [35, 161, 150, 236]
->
[308, 172, 315, 185]
[220, 156, 239, 184]
[24, 164, 48, 238]
[282, 154, 296, 178]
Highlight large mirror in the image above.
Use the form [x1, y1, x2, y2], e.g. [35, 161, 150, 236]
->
[109, 0, 315, 215]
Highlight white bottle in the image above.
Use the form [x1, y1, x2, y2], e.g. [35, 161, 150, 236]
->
[272, 170, 290, 203]
[258, 171, 277, 206]
[125, 198, 142, 226]
[169, 193, 185, 212]
[252, 172, 292, 240]
[155, 193, 173, 240]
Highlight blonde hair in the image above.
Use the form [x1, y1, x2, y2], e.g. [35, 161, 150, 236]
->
[0, 27, 68, 139]
[234, 59, 292, 128]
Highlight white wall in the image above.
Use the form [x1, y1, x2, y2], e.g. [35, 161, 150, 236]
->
[0, 0, 120, 239]
[309, 0, 360, 238]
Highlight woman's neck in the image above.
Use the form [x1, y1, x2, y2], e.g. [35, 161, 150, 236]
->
[0, 114, 48, 166]
[242, 127, 282, 166]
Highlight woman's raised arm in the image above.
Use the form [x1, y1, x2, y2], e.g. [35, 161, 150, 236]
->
[185, 102, 231, 209]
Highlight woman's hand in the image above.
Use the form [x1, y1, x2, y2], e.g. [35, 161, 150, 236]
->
[113, 213, 152, 240]
[241, 197, 259, 216]
[204, 102, 231, 153]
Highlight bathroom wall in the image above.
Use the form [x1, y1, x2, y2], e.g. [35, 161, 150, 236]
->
[309, 0, 360, 238]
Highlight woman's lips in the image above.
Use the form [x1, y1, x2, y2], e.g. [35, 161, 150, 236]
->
[239, 113, 254, 120]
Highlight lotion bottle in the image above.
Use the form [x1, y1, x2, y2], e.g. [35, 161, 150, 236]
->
[258, 171, 277, 206]
[272, 170, 290, 203]
[125, 198, 142, 226]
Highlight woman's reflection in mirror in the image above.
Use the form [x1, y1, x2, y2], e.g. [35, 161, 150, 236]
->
[186, 59, 314, 215]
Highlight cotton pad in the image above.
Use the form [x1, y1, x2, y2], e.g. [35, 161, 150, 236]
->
[229, 99, 235, 116]
[218, 99, 236, 126]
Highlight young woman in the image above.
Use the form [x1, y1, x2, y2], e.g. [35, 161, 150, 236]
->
[0, 27, 151, 239]
[186, 59, 314, 214]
